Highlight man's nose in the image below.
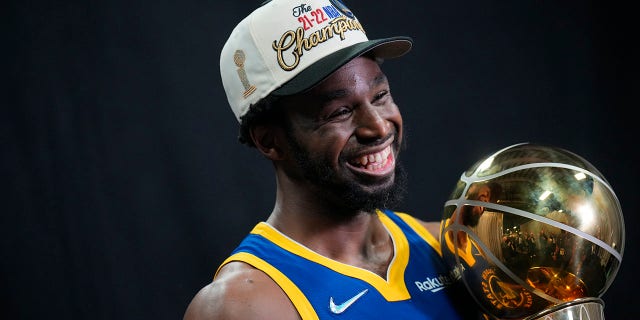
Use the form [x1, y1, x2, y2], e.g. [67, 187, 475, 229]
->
[354, 105, 391, 142]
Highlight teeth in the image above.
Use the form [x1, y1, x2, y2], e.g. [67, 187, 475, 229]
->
[352, 146, 391, 168]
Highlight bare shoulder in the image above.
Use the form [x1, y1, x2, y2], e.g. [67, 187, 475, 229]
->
[183, 261, 300, 320]
[412, 217, 442, 238]
[422, 221, 441, 238]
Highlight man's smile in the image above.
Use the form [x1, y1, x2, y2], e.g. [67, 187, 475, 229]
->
[347, 145, 395, 176]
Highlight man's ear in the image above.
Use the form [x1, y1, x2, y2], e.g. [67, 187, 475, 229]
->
[250, 124, 285, 160]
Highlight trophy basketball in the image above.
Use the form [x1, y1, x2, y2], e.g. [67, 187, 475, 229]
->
[440, 143, 625, 319]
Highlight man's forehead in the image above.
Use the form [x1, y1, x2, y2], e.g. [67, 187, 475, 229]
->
[305, 58, 387, 95]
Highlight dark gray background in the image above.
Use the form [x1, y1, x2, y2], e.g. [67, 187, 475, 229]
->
[5, 0, 637, 318]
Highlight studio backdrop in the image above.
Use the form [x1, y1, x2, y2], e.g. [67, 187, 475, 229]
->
[4, 1, 637, 319]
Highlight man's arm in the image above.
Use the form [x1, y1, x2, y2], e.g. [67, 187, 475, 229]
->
[183, 261, 301, 320]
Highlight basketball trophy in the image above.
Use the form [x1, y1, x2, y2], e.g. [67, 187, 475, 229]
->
[440, 143, 625, 319]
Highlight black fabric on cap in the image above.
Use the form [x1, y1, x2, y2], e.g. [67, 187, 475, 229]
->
[271, 36, 413, 96]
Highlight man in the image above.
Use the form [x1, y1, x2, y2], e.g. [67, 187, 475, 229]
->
[184, 0, 481, 318]
[443, 182, 493, 267]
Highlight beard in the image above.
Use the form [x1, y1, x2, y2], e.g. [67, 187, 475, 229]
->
[286, 132, 407, 215]
[460, 205, 482, 227]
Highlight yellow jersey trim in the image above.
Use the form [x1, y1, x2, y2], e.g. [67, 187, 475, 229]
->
[219, 252, 319, 320]
[395, 212, 443, 257]
[249, 210, 411, 301]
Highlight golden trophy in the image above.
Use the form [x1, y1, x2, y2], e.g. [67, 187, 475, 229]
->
[440, 143, 625, 319]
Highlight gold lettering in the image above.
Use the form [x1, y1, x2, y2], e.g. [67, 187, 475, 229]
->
[321, 24, 333, 40]
[273, 30, 299, 71]
[271, 16, 366, 72]
[295, 27, 308, 54]
[308, 31, 321, 48]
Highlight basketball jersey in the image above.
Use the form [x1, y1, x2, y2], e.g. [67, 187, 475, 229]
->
[217, 209, 481, 319]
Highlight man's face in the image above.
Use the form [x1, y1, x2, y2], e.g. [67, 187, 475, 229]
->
[279, 56, 406, 213]
[461, 184, 492, 227]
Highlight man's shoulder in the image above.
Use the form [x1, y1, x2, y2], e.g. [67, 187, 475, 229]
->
[183, 262, 299, 320]
[387, 210, 441, 238]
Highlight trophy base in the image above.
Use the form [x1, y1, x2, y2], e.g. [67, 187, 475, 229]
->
[525, 297, 605, 320]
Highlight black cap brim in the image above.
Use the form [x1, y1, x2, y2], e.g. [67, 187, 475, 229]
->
[272, 36, 413, 96]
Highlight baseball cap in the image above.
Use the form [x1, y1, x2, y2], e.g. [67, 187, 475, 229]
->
[220, 0, 413, 122]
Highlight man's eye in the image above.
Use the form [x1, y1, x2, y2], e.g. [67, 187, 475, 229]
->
[328, 108, 351, 119]
[374, 90, 389, 103]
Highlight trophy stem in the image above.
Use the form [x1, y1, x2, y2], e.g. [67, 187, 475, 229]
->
[524, 297, 605, 320]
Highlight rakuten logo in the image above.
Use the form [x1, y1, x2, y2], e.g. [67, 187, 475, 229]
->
[414, 265, 464, 293]
[415, 275, 450, 293]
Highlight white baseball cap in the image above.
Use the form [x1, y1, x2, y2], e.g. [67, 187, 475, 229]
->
[220, 0, 413, 122]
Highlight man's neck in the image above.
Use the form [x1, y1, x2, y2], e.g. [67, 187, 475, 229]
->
[266, 208, 394, 278]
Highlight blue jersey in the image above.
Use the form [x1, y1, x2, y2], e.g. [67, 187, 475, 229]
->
[217, 210, 481, 319]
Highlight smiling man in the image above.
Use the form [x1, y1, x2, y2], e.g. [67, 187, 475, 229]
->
[183, 0, 482, 319]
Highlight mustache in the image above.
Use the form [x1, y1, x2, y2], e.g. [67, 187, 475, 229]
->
[343, 131, 399, 158]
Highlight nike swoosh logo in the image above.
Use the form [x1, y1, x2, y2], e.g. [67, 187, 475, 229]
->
[329, 289, 369, 314]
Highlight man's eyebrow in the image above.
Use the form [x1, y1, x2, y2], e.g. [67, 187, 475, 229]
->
[322, 89, 348, 101]
[311, 89, 348, 108]
[372, 73, 388, 87]
[314, 72, 388, 106]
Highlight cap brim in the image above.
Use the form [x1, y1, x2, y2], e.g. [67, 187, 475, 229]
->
[272, 36, 413, 96]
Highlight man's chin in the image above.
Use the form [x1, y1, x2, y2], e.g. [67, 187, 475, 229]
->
[342, 164, 408, 212]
